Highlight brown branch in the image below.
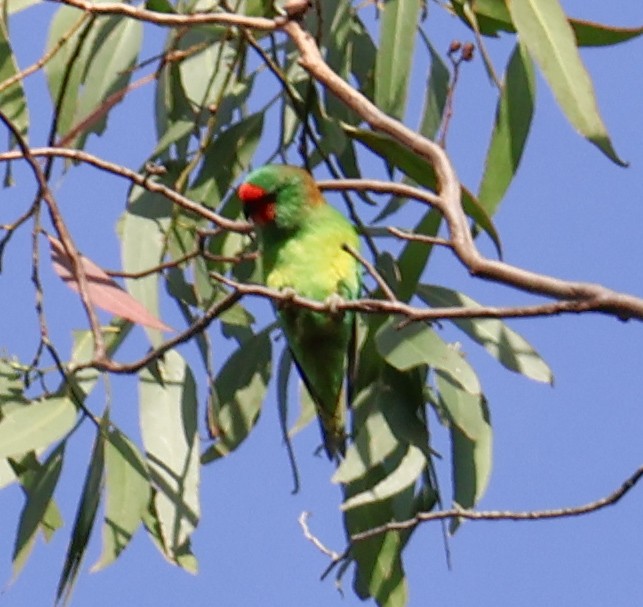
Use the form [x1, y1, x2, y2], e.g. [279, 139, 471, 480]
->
[0, 13, 90, 94]
[0, 111, 107, 360]
[349, 464, 643, 543]
[386, 226, 452, 248]
[56, 72, 156, 147]
[317, 179, 643, 321]
[342, 243, 396, 302]
[71, 291, 243, 374]
[0, 147, 250, 233]
[49, 0, 278, 30]
[209, 271, 608, 321]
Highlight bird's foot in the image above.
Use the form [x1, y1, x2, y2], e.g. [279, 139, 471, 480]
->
[324, 293, 346, 319]
[276, 287, 297, 310]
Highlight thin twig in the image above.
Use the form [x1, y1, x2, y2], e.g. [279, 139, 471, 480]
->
[0, 110, 107, 360]
[342, 243, 396, 302]
[299, 512, 341, 561]
[350, 464, 643, 543]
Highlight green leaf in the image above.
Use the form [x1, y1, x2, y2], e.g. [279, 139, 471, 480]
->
[341, 445, 426, 511]
[0, 397, 76, 458]
[0, 357, 26, 404]
[71, 319, 133, 398]
[333, 407, 399, 484]
[145, 0, 175, 13]
[0, 458, 17, 489]
[417, 32, 449, 140]
[12, 445, 64, 580]
[344, 125, 502, 256]
[396, 210, 441, 302]
[121, 179, 173, 347]
[0, 18, 29, 139]
[450, 0, 513, 37]
[417, 284, 553, 384]
[336, 363, 431, 484]
[70, 16, 142, 148]
[436, 374, 492, 531]
[92, 428, 150, 571]
[375, 0, 421, 120]
[188, 112, 264, 207]
[376, 318, 480, 394]
[6, 0, 41, 13]
[44, 10, 97, 141]
[344, 462, 412, 607]
[508, 0, 626, 166]
[57, 424, 105, 605]
[570, 19, 643, 47]
[139, 350, 200, 567]
[478, 42, 535, 216]
[202, 329, 271, 460]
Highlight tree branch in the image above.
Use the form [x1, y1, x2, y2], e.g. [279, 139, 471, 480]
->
[48, 0, 278, 30]
[349, 464, 643, 542]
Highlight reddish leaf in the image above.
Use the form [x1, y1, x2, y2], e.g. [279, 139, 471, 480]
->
[49, 236, 172, 332]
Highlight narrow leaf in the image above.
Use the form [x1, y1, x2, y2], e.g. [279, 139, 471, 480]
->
[57, 424, 105, 605]
[508, 0, 626, 165]
[570, 19, 643, 47]
[139, 351, 200, 567]
[417, 284, 553, 384]
[375, 0, 421, 120]
[67, 16, 142, 148]
[49, 236, 172, 332]
[0, 18, 29, 138]
[0, 397, 76, 458]
[376, 318, 480, 394]
[436, 374, 492, 531]
[344, 125, 502, 256]
[92, 428, 150, 571]
[203, 329, 271, 460]
[121, 180, 173, 346]
[12, 444, 64, 579]
[341, 446, 426, 511]
[418, 32, 449, 140]
[478, 42, 535, 216]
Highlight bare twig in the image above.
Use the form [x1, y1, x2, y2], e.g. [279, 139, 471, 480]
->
[350, 464, 643, 543]
[342, 243, 396, 302]
[0, 13, 90, 94]
[299, 512, 341, 561]
[0, 111, 107, 360]
[387, 226, 452, 248]
[70, 291, 243, 374]
[0, 147, 250, 233]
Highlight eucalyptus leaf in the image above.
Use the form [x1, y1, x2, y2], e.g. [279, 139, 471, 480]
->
[508, 0, 626, 165]
[92, 429, 150, 571]
[376, 317, 480, 394]
[0, 397, 76, 459]
[375, 0, 422, 120]
[418, 284, 553, 384]
[139, 351, 200, 567]
[57, 424, 105, 605]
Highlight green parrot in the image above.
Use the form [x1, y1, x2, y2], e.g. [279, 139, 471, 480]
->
[237, 165, 360, 459]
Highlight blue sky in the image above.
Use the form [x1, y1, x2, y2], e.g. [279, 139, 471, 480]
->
[1, 1, 642, 606]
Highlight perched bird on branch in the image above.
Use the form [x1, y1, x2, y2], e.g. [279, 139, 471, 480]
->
[238, 165, 360, 460]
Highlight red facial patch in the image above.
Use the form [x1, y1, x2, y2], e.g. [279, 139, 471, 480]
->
[253, 202, 277, 225]
[238, 182, 267, 202]
[238, 182, 276, 225]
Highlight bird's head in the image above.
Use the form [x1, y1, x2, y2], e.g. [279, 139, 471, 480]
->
[237, 165, 324, 229]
